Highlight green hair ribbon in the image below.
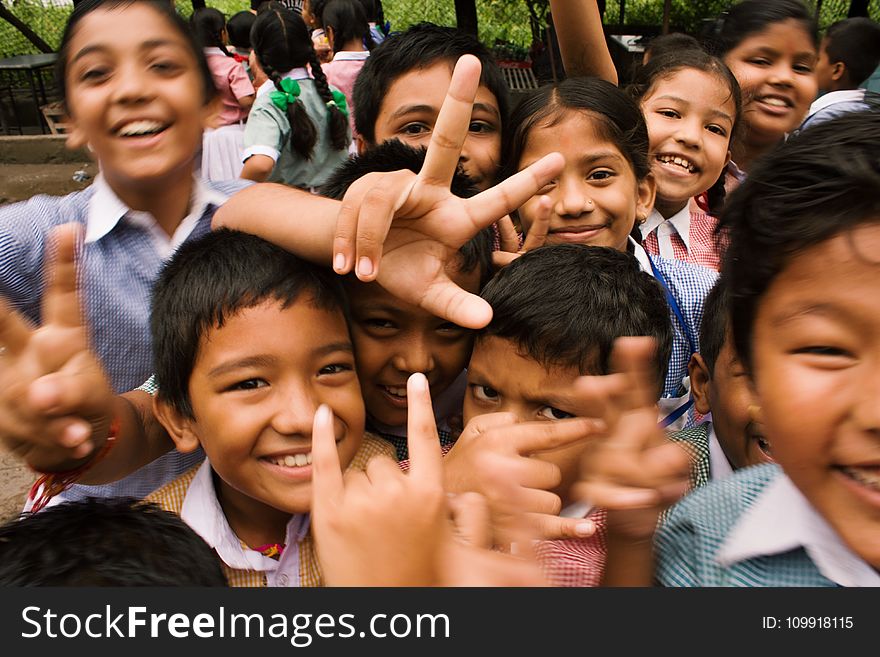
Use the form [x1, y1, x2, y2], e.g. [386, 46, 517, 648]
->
[269, 78, 301, 112]
[326, 88, 349, 118]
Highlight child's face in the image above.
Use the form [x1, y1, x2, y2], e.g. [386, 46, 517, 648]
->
[641, 68, 735, 211]
[723, 20, 817, 143]
[464, 335, 588, 503]
[517, 110, 654, 252]
[750, 223, 880, 566]
[346, 264, 481, 427]
[63, 4, 213, 190]
[367, 61, 502, 190]
[690, 339, 773, 470]
[162, 299, 364, 518]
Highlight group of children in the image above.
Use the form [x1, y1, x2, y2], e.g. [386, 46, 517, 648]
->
[0, 0, 879, 588]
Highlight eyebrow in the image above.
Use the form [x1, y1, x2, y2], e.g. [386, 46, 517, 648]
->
[579, 150, 626, 166]
[770, 303, 846, 327]
[72, 39, 183, 64]
[206, 342, 353, 378]
[388, 102, 499, 121]
[652, 95, 734, 123]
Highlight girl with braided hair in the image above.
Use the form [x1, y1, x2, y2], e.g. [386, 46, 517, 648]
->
[242, 4, 350, 188]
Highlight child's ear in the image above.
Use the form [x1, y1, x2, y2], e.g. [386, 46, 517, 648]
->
[688, 353, 712, 416]
[65, 119, 88, 151]
[635, 173, 656, 224]
[355, 134, 369, 155]
[831, 61, 846, 83]
[326, 25, 336, 51]
[153, 396, 202, 453]
[723, 150, 731, 169]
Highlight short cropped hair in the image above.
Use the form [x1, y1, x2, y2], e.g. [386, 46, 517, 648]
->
[824, 18, 880, 87]
[698, 278, 730, 377]
[479, 245, 672, 390]
[0, 498, 227, 586]
[151, 228, 348, 419]
[227, 10, 256, 50]
[721, 111, 880, 369]
[644, 32, 701, 62]
[320, 139, 494, 286]
[352, 22, 510, 146]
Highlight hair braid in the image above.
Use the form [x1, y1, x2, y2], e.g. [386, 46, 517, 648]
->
[215, 27, 234, 57]
[705, 171, 727, 217]
[308, 48, 349, 151]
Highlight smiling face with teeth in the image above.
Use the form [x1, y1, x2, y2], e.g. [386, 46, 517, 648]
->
[724, 20, 817, 149]
[62, 3, 216, 198]
[750, 224, 880, 566]
[640, 68, 736, 217]
[156, 299, 364, 543]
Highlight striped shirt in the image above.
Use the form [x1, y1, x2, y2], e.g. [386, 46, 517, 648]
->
[146, 434, 395, 587]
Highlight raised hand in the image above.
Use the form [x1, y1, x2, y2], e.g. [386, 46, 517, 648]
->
[331, 55, 563, 328]
[0, 224, 116, 472]
[443, 412, 606, 542]
[491, 197, 552, 269]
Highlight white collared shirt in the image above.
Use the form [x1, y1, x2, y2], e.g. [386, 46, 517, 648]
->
[717, 473, 880, 586]
[255, 67, 311, 98]
[181, 459, 310, 587]
[85, 174, 229, 260]
[806, 88, 867, 119]
[639, 204, 692, 259]
[331, 50, 370, 61]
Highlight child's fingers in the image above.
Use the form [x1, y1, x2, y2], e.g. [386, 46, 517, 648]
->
[0, 297, 33, 358]
[448, 492, 492, 548]
[352, 170, 414, 281]
[573, 480, 661, 510]
[42, 224, 84, 330]
[419, 55, 480, 189]
[526, 513, 597, 540]
[310, 404, 345, 505]
[496, 215, 520, 253]
[405, 372, 443, 485]
[491, 251, 521, 269]
[508, 416, 605, 456]
[418, 271, 494, 330]
[466, 153, 564, 229]
[609, 337, 660, 411]
[520, 196, 551, 252]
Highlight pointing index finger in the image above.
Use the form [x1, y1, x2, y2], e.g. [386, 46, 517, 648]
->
[42, 224, 84, 330]
[311, 404, 345, 506]
[405, 372, 443, 484]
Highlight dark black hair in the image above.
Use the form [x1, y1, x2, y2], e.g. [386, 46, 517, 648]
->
[500, 77, 651, 186]
[643, 32, 701, 62]
[480, 245, 672, 391]
[56, 0, 217, 110]
[308, 0, 330, 28]
[152, 228, 348, 419]
[352, 22, 510, 146]
[320, 139, 494, 286]
[698, 277, 730, 377]
[628, 49, 742, 216]
[721, 111, 880, 370]
[226, 10, 256, 50]
[0, 498, 227, 586]
[191, 7, 233, 57]
[251, 5, 349, 158]
[824, 18, 880, 87]
[701, 0, 818, 58]
[356, 0, 386, 34]
[322, 0, 374, 54]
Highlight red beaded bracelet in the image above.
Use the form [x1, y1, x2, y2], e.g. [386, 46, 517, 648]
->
[27, 417, 120, 513]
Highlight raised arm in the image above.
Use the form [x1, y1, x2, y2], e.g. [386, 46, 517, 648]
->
[549, 0, 618, 84]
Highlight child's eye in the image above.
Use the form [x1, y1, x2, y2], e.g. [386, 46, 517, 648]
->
[794, 346, 850, 357]
[469, 121, 496, 134]
[150, 60, 182, 75]
[657, 109, 680, 119]
[319, 363, 353, 376]
[80, 66, 111, 83]
[706, 124, 728, 137]
[363, 318, 395, 330]
[538, 406, 574, 420]
[471, 384, 499, 402]
[437, 322, 467, 336]
[748, 58, 771, 67]
[793, 63, 814, 74]
[400, 122, 431, 136]
[588, 169, 615, 181]
[230, 378, 268, 391]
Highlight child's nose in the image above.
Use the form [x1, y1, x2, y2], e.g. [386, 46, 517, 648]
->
[110, 62, 156, 105]
[270, 385, 318, 436]
[391, 337, 436, 375]
[555, 181, 592, 218]
[674, 118, 702, 148]
[853, 365, 880, 434]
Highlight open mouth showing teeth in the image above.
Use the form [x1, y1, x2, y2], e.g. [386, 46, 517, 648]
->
[115, 120, 168, 137]
[758, 97, 792, 109]
[656, 154, 697, 174]
[381, 385, 407, 399]
[265, 453, 313, 468]
[839, 466, 880, 491]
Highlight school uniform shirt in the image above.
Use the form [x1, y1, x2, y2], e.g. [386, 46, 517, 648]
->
[640, 199, 721, 272]
[655, 463, 880, 587]
[798, 89, 872, 133]
[203, 47, 254, 126]
[322, 51, 370, 139]
[146, 434, 395, 587]
[243, 68, 350, 190]
[4, 175, 249, 508]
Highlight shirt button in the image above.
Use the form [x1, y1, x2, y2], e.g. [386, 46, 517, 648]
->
[278, 574, 290, 586]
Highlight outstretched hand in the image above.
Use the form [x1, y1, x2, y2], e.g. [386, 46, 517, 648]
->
[0, 224, 115, 472]
[331, 55, 563, 328]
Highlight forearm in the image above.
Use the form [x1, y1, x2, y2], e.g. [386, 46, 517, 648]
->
[601, 531, 655, 587]
[212, 182, 339, 264]
[549, 0, 618, 84]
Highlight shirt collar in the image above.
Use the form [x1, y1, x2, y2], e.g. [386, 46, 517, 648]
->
[707, 422, 734, 480]
[629, 235, 654, 274]
[256, 67, 311, 98]
[807, 88, 866, 117]
[181, 459, 311, 574]
[203, 47, 228, 57]
[640, 203, 692, 251]
[717, 472, 880, 586]
[85, 174, 228, 247]
[332, 50, 371, 61]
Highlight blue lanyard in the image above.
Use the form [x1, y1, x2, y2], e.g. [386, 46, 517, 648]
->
[647, 254, 697, 427]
